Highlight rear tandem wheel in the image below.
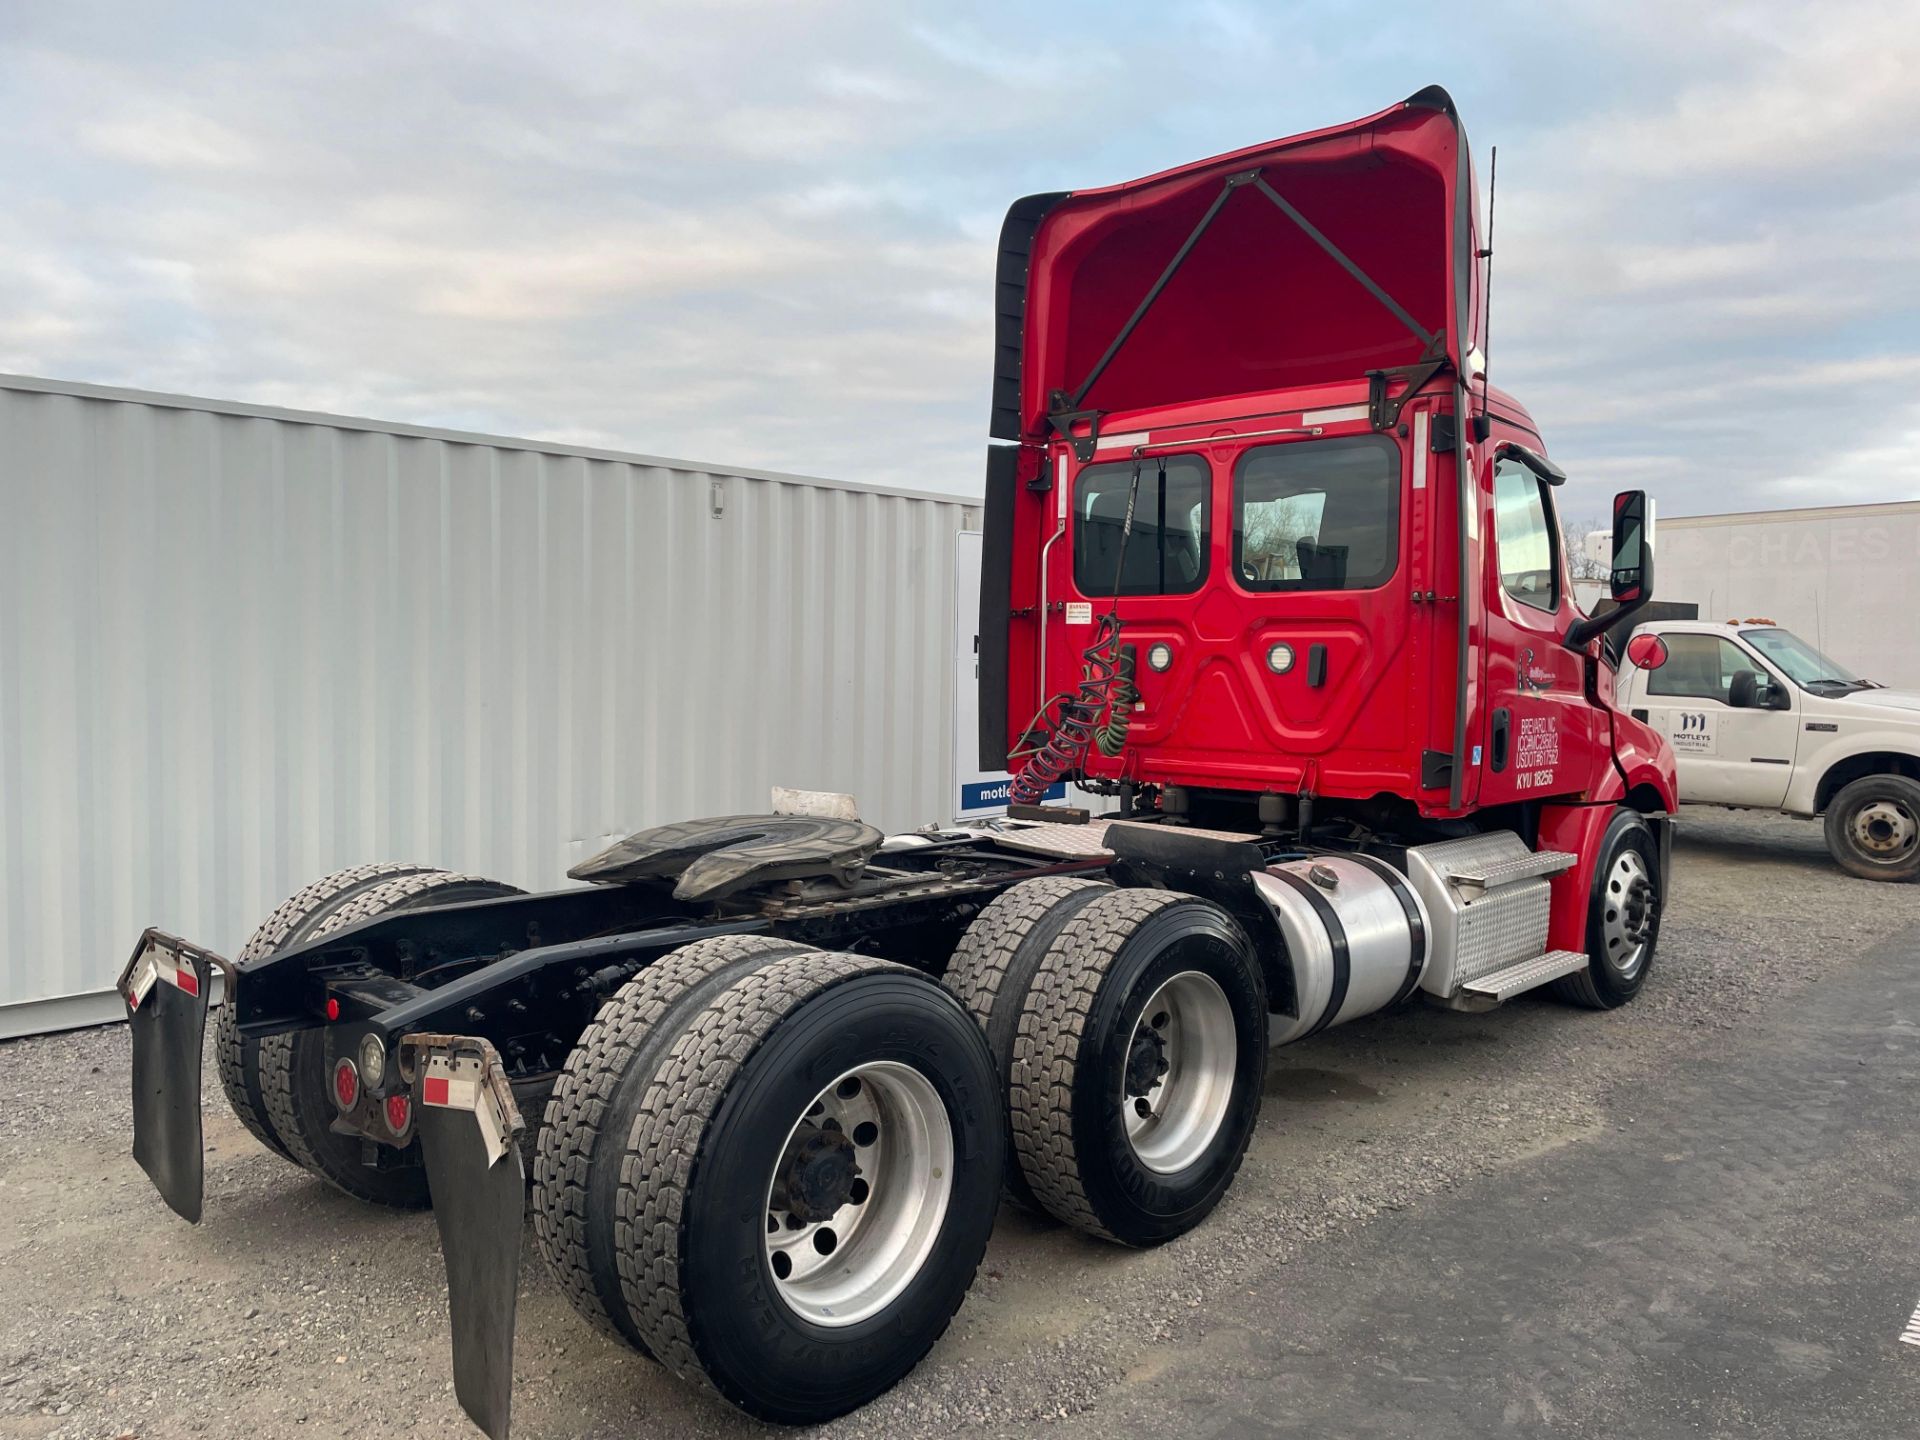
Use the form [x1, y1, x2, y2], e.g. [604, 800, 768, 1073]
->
[216, 864, 523, 1208]
[537, 946, 1002, 1423]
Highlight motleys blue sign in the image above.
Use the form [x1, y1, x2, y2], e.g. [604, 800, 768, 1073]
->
[960, 778, 1065, 812]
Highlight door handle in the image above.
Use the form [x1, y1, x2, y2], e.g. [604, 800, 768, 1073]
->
[1490, 707, 1511, 773]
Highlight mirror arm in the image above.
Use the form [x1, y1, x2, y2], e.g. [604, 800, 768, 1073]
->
[1564, 593, 1648, 652]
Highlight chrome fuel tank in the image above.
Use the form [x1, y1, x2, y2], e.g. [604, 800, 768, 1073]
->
[1255, 854, 1431, 1046]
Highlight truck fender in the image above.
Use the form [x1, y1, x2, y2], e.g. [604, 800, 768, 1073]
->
[1537, 802, 1672, 955]
[1792, 743, 1920, 816]
[1596, 709, 1678, 814]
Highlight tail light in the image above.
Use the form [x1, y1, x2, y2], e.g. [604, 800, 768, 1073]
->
[385, 1093, 412, 1138]
[332, 1057, 359, 1111]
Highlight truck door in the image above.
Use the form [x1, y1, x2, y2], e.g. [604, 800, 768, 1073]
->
[1634, 632, 1798, 806]
[1477, 443, 1603, 805]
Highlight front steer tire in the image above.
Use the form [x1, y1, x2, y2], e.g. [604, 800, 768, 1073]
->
[1824, 773, 1920, 882]
[254, 869, 523, 1208]
[613, 951, 1002, 1424]
[1010, 888, 1266, 1248]
[1553, 808, 1662, 1009]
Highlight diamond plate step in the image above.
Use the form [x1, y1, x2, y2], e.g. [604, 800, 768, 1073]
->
[1459, 949, 1589, 1001]
[1447, 849, 1576, 900]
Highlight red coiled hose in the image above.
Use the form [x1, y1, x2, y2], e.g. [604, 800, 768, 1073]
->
[1009, 612, 1126, 806]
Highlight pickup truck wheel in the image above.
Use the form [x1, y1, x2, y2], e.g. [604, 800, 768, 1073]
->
[257, 870, 522, 1208]
[532, 933, 814, 1354]
[1009, 889, 1266, 1247]
[942, 875, 1111, 1212]
[1824, 774, 1920, 882]
[1554, 808, 1661, 1009]
[614, 952, 1001, 1423]
[216, 862, 441, 1162]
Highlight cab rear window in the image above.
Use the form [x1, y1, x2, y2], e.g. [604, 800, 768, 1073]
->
[1073, 455, 1209, 597]
[1233, 435, 1399, 590]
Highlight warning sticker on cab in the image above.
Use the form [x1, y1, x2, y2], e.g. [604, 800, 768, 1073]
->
[1668, 710, 1717, 755]
[1064, 602, 1093, 625]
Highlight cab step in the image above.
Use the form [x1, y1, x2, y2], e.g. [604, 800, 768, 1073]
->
[1459, 949, 1588, 1001]
[1446, 849, 1576, 900]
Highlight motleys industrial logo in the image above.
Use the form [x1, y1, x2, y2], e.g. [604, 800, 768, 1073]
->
[961, 779, 1065, 811]
[1669, 710, 1717, 755]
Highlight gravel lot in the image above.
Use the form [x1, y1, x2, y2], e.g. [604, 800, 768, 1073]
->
[3, 807, 1917, 1439]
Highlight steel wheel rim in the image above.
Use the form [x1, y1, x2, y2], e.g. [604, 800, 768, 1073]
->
[1850, 799, 1918, 862]
[1121, 970, 1237, 1175]
[763, 1060, 953, 1328]
[1601, 849, 1656, 980]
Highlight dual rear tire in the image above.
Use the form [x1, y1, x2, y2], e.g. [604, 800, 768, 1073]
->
[532, 940, 1001, 1423]
[215, 863, 523, 1207]
[946, 881, 1268, 1247]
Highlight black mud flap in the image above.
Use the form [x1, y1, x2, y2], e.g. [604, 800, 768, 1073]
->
[402, 1033, 527, 1440]
[119, 929, 233, 1225]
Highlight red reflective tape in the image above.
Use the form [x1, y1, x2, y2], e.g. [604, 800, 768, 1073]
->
[423, 1075, 450, 1107]
[173, 966, 200, 997]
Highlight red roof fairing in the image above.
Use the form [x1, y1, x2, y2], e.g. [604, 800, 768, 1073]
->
[998, 87, 1482, 442]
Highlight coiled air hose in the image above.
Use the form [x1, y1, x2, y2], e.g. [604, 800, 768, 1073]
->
[1009, 455, 1152, 805]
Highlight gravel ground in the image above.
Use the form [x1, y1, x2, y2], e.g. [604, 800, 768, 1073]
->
[3, 807, 1916, 1439]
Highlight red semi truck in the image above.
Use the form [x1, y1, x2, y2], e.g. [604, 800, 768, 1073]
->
[120, 88, 1675, 1439]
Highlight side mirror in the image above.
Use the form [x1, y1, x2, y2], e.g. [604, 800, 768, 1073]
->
[1565, 489, 1657, 650]
[1608, 489, 1652, 603]
[1728, 670, 1762, 709]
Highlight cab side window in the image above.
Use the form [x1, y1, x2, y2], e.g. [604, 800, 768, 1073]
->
[1647, 634, 1752, 705]
[1492, 456, 1559, 612]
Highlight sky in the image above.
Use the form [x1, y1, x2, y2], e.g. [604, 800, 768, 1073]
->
[2, 1, 1918, 523]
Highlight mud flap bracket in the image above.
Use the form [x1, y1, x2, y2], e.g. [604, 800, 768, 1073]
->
[119, 928, 235, 1225]
[398, 1033, 527, 1440]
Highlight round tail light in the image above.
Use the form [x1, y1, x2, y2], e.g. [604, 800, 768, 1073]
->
[385, 1093, 412, 1138]
[332, 1057, 359, 1111]
[1625, 633, 1668, 670]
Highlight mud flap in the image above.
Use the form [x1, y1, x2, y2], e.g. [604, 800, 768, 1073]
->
[402, 1034, 527, 1440]
[119, 929, 232, 1224]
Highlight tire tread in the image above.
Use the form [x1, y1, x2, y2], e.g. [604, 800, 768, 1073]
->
[532, 933, 812, 1346]
[1008, 887, 1185, 1242]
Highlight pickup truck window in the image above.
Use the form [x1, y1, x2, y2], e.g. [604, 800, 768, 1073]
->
[1492, 457, 1558, 612]
[1743, 627, 1866, 692]
[1646, 634, 1759, 705]
[1074, 454, 1210, 597]
[1232, 435, 1398, 591]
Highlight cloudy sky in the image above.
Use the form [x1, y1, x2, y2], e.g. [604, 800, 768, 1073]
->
[3, 1, 1917, 522]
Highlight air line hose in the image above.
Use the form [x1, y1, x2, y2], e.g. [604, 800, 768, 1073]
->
[1008, 455, 1152, 805]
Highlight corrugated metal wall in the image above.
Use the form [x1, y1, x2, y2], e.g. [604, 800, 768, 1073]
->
[0, 376, 978, 1036]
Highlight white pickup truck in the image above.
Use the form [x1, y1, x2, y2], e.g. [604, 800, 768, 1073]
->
[1617, 619, 1920, 881]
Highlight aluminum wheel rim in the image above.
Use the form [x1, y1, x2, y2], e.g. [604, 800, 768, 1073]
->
[1850, 799, 1918, 862]
[1121, 970, 1237, 1175]
[763, 1060, 953, 1328]
[1600, 850, 1656, 980]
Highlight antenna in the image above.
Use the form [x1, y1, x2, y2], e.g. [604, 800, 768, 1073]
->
[1477, 146, 1498, 427]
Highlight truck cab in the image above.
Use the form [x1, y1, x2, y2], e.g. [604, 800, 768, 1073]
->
[980, 87, 1678, 966]
[1619, 619, 1920, 880]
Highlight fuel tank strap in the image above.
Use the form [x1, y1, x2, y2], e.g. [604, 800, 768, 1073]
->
[1343, 853, 1428, 1006]
[1265, 869, 1349, 1038]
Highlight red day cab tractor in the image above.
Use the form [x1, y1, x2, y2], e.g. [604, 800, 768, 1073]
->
[118, 88, 1676, 1440]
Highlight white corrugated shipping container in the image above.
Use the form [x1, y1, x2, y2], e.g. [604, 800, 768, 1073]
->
[0, 374, 979, 1037]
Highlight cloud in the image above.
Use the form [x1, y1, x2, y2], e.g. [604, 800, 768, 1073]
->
[0, 0, 1915, 517]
